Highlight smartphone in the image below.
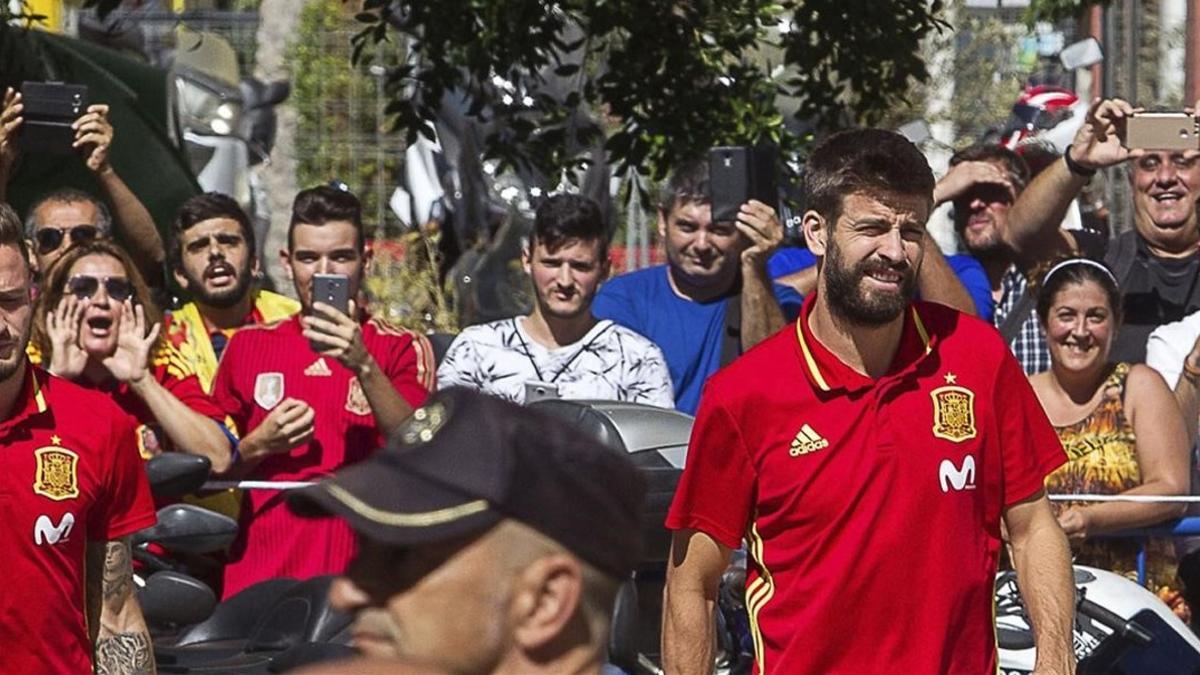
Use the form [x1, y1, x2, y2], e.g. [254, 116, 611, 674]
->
[18, 81, 88, 155]
[524, 381, 561, 404]
[312, 274, 350, 315]
[709, 145, 778, 224]
[1126, 113, 1200, 151]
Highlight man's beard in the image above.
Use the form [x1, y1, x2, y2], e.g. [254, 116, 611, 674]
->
[824, 238, 916, 326]
[0, 327, 29, 382]
[185, 262, 253, 309]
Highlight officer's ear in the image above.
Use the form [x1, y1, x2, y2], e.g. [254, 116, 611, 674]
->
[508, 553, 585, 651]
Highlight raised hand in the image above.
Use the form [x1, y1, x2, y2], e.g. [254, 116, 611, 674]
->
[933, 160, 1017, 205]
[736, 199, 784, 268]
[46, 295, 89, 379]
[302, 300, 371, 375]
[1070, 98, 1141, 171]
[72, 104, 114, 174]
[102, 301, 159, 384]
[0, 87, 22, 177]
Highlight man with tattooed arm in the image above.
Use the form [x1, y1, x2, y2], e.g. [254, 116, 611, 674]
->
[0, 202, 156, 673]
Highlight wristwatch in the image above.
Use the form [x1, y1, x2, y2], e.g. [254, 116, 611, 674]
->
[1064, 145, 1097, 178]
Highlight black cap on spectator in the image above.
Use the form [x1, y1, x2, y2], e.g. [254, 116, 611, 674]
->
[289, 387, 646, 578]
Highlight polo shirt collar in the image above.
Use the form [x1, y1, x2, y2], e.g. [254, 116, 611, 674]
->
[0, 364, 49, 433]
[794, 292, 933, 394]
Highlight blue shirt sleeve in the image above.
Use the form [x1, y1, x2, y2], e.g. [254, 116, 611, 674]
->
[947, 254, 995, 323]
[772, 283, 803, 321]
[767, 247, 818, 279]
[593, 275, 641, 331]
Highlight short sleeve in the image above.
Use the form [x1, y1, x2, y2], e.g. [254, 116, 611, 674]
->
[947, 254, 996, 323]
[90, 411, 156, 540]
[993, 353, 1066, 507]
[665, 387, 757, 549]
[1146, 324, 1186, 390]
[160, 369, 226, 423]
[211, 336, 251, 434]
[436, 333, 481, 391]
[381, 331, 436, 408]
[772, 282, 804, 321]
[592, 277, 642, 331]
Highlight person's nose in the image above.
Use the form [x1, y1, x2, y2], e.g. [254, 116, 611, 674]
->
[1155, 161, 1180, 185]
[317, 257, 331, 275]
[555, 263, 572, 286]
[877, 228, 905, 263]
[329, 576, 370, 613]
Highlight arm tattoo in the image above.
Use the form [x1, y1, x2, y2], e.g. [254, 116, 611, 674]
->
[95, 632, 153, 675]
[103, 539, 133, 602]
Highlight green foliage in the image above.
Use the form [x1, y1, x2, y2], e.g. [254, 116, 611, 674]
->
[353, 0, 949, 182]
[1025, 0, 1111, 24]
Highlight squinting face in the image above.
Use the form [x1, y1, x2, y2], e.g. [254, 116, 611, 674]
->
[952, 164, 1013, 256]
[1129, 151, 1200, 247]
[1044, 280, 1114, 373]
[283, 221, 366, 313]
[0, 244, 32, 382]
[67, 254, 128, 358]
[329, 534, 511, 672]
[524, 237, 608, 321]
[174, 217, 254, 309]
[820, 192, 929, 326]
[660, 200, 742, 288]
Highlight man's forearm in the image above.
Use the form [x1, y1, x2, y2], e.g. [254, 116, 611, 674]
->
[130, 377, 233, 473]
[1009, 499, 1075, 674]
[739, 263, 786, 349]
[359, 357, 416, 437]
[662, 581, 717, 674]
[91, 538, 156, 675]
[917, 235, 975, 315]
[1174, 376, 1200, 446]
[1004, 158, 1087, 257]
[95, 167, 165, 283]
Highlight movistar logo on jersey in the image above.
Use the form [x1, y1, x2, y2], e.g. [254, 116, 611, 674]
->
[34, 512, 75, 546]
[939, 455, 976, 492]
[789, 424, 829, 457]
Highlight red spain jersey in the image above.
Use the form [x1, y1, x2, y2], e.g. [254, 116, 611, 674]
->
[0, 365, 156, 673]
[666, 295, 1066, 674]
[211, 314, 435, 598]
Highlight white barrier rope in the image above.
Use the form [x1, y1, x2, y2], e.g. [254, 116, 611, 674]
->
[201, 481, 1200, 503]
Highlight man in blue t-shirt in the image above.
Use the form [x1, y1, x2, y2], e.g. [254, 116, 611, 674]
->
[592, 160, 802, 414]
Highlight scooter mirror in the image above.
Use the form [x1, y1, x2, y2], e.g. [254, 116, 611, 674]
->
[1060, 38, 1104, 70]
[137, 504, 239, 555]
[262, 80, 290, 106]
[897, 120, 933, 145]
[138, 570, 217, 627]
[145, 453, 211, 498]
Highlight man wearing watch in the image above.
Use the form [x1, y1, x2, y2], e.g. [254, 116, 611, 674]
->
[1012, 96, 1200, 363]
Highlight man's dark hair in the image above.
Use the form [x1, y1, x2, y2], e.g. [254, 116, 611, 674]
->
[169, 192, 255, 269]
[804, 129, 936, 223]
[532, 194, 608, 257]
[0, 202, 31, 266]
[24, 188, 113, 238]
[658, 158, 710, 215]
[948, 144, 1031, 190]
[288, 184, 365, 250]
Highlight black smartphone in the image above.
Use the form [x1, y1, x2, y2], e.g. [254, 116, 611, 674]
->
[18, 81, 88, 155]
[709, 145, 778, 224]
[312, 274, 350, 315]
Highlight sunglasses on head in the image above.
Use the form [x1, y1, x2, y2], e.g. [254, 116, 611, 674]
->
[67, 275, 134, 303]
[34, 225, 99, 254]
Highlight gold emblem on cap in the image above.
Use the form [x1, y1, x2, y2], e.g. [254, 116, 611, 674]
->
[931, 372, 976, 443]
[399, 401, 448, 447]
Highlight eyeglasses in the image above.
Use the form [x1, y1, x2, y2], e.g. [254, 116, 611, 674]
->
[34, 225, 99, 254]
[67, 275, 134, 303]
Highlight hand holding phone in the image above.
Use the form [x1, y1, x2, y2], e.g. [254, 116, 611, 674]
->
[18, 81, 88, 156]
[303, 274, 370, 373]
[1125, 113, 1200, 151]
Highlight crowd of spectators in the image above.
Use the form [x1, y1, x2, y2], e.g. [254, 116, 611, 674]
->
[5, 76, 1200, 673]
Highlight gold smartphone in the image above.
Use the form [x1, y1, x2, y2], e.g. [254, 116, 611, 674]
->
[1126, 113, 1199, 151]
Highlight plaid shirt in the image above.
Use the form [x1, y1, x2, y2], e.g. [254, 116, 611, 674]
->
[993, 265, 1051, 375]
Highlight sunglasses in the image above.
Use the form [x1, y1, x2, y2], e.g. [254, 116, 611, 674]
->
[34, 225, 99, 254]
[67, 275, 134, 303]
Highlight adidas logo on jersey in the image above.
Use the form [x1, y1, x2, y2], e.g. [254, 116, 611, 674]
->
[304, 358, 333, 377]
[789, 424, 829, 457]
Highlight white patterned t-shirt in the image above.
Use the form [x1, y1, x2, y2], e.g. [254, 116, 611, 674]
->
[436, 317, 675, 408]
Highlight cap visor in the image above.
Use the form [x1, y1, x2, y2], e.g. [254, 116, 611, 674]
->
[287, 461, 500, 547]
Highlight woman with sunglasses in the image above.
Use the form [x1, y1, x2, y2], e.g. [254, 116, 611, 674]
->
[30, 240, 233, 472]
[1029, 258, 1191, 618]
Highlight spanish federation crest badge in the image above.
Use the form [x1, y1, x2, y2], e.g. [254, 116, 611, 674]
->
[33, 443, 80, 501]
[254, 373, 285, 410]
[930, 372, 977, 443]
[344, 378, 371, 416]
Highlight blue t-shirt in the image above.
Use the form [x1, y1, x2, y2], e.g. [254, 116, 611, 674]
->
[767, 247, 995, 322]
[592, 265, 803, 414]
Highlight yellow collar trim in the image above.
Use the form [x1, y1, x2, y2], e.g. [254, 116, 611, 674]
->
[795, 319, 830, 392]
